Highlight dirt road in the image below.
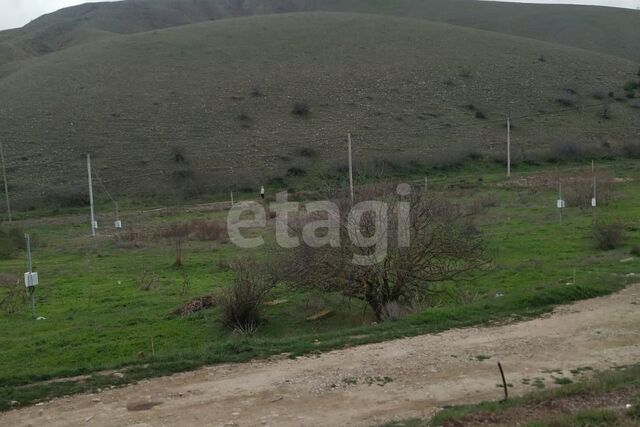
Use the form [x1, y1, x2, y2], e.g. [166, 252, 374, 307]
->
[3, 284, 640, 427]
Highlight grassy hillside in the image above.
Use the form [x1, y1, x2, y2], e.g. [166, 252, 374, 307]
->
[1, 0, 639, 67]
[0, 12, 637, 209]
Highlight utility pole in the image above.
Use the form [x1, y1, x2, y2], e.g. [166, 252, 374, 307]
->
[87, 154, 97, 236]
[507, 113, 511, 179]
[0, 139, 11, 222]
[114, 201, 122, 229]
[25, 234, 36, 319]
[592, 160, 597, 224]
[347, 133, 354, 203]
[558, 181, 564, 226]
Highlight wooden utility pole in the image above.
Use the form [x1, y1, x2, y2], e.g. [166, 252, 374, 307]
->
[348, 133, 354, 203]
[87, 154, 97, 236]
[0, 139, 11, 222]
[507, 113, 511, 179]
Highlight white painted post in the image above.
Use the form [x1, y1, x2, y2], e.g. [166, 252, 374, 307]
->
[0, 139, 11, 222]
[559, 181, 563, 226]
[25, 233, 35, 318]
[87, 154, 97, 236]
[507, 113, 511, 179]
[348, 133, 354, 203]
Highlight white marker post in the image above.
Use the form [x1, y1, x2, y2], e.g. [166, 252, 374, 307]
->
[557, 181, 565, 225]
[87, 154, 97, 236]
[0, 138, 11, 222]
[591, 161, 597, 224]
[24, 234, 38, 319]
[507, 113, 511, 179]
[348, 133, 354, 203]
[114, 201, 122, 230]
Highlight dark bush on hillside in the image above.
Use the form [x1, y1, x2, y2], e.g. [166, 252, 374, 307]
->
[459, 67, 472, 78]
[219, 260, 277, 335]
[475, 110, 487, 119]
[286, 167, 306, 177]
[546, 137, 586, 162]
[158, 219, 226, 242]
[630, 245, 640, 257]
[593, 222, 624, 250]
[623, 80, 639, 92]
[556, 94, 577, 107]
[250, 87, 263, 97]
[430, 143, 482, 170]
[45, 190, 90, 209]
[0, 225, 25, 259]
[297, 147, 318, 158]
[292, 102, 310, 117]
[622, 141, 640, 158]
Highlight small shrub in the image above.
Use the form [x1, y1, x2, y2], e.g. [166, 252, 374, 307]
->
[115, 227, 144, 249]
[622, 141, 640, 158]
[219, 260, 276, 334]
[292, 102, 310, 117]
[158, 220, 226, 242]
[593, 222, 624, 250]
[475, 110, 487, 119]
[630, 245, 640, 257]
[297, 147, 317, 158]
[250, 87, 263, 97]
[0, 225, 25, 259]
[627, 396, 640, 420]
[556, 93, 577, 107]
[286, 167, 306, 177]
[459, 67, 472, 78]
[45, 190, 90, 209]
[547, 136, 585, 161]
[623, 80, 639, 92]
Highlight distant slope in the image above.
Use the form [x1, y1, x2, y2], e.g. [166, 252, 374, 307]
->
[1, 0, 639, 67]
[0, 12, 637, 207]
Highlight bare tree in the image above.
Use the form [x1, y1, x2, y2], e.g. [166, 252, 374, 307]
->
[281, 184, 488, 321]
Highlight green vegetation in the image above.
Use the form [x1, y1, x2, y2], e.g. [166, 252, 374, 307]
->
[1, 159, 639, 410]
[429, 364, 640, 426]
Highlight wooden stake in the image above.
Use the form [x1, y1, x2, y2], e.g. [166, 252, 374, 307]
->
[498, 362, 509, 401]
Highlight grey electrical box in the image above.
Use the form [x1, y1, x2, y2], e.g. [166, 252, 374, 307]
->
[24, 272, 39, 288]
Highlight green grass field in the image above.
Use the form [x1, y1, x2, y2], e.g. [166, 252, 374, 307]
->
[1, 158, 638, 410]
